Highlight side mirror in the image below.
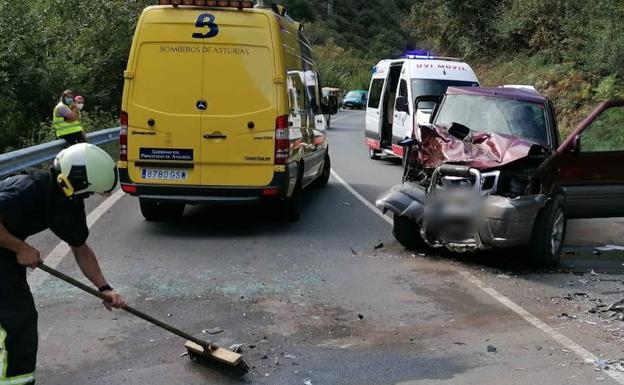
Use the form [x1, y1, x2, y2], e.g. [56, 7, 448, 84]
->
[321, 95, 339, 115]
[571, 134, 581, 154]
[395, 96, 409, 113]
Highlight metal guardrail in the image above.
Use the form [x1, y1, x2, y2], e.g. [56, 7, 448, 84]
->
[0, 127, 121, 179]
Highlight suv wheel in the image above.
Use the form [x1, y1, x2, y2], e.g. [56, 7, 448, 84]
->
[140, 199, 185, 222]
[527, 198, 566, 266]
[393, 215, 426, 250]
[369, 147, 381, 160]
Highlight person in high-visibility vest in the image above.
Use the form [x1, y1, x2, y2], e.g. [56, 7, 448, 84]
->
[0, 143, 126, 385]
[52, 90, 86, 144]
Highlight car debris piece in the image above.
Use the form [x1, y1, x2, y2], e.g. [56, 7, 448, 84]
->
[608, 299, 624, 313]
[595, 245, 624, 252]
[374, 242, 384, 250]
[228, 344, 244, 353]
[203, 327, 224, 335]
[496, 274, 511, 279]
[487, 345, 497, 353]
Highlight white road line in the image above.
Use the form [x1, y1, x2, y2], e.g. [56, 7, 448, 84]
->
[331, 168, 624, 384]
[331, 112, 361, 124]
[331, 170, 392, 226]
[28, 189, 126, 289]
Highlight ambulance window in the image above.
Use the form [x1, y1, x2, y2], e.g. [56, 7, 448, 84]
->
[398, 80, 408, 100]
[368, 79, 384, 109]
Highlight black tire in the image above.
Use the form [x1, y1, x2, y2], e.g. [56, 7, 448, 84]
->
[393, 215, 427, 250]
[369, 147, 381, 160]
[280, 170, 302, 222]
[312, 153, 331, 188]
[140, 199, 185, 222]
[526, 197, 566, 266]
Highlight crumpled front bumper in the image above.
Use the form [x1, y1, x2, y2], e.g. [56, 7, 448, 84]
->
[376, 182, 548, 251]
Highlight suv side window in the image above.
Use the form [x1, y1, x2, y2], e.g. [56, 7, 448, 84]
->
[581, 105, 624, 152]
[368, 79, 384, 109]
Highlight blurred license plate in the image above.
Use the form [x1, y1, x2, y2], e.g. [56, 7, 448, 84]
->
[141, 169, 188, 181]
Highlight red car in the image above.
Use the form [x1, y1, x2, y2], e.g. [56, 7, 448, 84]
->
[377, 86, 624, 265]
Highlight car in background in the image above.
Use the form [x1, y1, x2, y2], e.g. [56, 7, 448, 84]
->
[377, 86, 624, 265]
[343, 90, 368, 109]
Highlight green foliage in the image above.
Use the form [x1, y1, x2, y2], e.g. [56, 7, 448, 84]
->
[0, 0, 150, 152]
[2, 0, 624, 152]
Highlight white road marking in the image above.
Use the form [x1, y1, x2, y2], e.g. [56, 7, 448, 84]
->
[28, 189, 126, 289]
[331, 112, 361, 124]
[331, 168, 624, 384]
[331, 170, 392, 226]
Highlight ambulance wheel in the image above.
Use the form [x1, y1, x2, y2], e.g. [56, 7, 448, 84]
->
[369, 147, 381, 160]
[281, 170, 302, 222]
[393, 215, 426, 250]
[140, 199, 185, 222]
[312, 153, 331, 188]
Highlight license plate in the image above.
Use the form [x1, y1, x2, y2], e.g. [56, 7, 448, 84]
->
[141, 169, 188, 181]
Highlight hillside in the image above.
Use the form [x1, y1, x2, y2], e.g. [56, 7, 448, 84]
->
[0, 0, 622, 151]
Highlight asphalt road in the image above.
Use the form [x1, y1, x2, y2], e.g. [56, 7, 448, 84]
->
[30, 110, 624, 384]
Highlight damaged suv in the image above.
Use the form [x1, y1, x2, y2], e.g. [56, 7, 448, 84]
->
[377, 86, 624, 265]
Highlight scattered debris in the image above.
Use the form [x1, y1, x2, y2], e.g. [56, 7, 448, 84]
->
[167, 313, 173, 317]
[350, 247, 359, 255]
[591, 270, 599, 277]
[453, 342, 467, 346]
[180, 352, 189, 357]
[285, 354, 297, 359]
[595, 245, 624, 252]
[596, 358, 610, 370]
[487, 345, 497, 353]
[202, 327, 224, 335]
[127, 369, 133, 373]
[608, 299, 624, 313]
[358, 314, 364, 320]
[496, 274, 511, 279]
[228, 343, 244, 353]
[374, 242, 384, 250]
[249, 344, 256, 349]
[342, 202, 354, 207]
[304, 379, 313, 385]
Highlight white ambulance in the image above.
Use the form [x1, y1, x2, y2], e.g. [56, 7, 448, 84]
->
[364, 55, 479, 160]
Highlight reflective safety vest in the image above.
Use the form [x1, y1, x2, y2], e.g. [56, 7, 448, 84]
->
[52, 102, 83, 137]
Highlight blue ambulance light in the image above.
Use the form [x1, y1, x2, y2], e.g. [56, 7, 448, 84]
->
[400, 49, 434, 59]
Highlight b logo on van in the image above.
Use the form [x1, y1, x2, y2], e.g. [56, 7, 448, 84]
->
[192, 13, 219, 39]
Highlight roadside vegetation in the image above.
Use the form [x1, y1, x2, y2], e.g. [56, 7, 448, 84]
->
[1, 0, 622, 151]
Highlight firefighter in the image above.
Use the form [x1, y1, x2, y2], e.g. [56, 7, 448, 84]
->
[52, 90, 86, 144]
[0, 143, 126, 385]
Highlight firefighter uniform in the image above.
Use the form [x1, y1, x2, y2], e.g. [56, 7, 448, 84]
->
[0, 170, 88, 385]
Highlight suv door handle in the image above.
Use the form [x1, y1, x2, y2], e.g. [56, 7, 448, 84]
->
[204, 133, 227, 139]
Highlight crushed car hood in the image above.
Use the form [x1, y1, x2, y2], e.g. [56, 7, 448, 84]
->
[418, 124, 549, 170]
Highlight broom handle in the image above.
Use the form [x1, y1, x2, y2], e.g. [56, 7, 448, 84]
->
[37, 262, 215, 350]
